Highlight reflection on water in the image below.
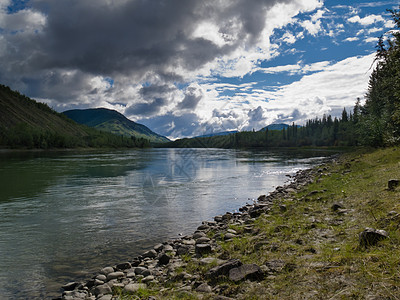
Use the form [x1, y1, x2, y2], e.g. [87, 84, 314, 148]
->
[0, 148, 335, 299]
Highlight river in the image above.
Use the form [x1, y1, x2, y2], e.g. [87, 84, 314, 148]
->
[0, 148, 333, 299]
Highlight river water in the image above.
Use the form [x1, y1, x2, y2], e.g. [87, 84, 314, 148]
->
[0, 148, 333, 299]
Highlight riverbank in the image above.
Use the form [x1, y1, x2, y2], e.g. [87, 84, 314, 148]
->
[60, 147, 400, 300]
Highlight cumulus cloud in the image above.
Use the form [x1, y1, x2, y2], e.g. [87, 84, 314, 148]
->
[348, 14, 385, 26]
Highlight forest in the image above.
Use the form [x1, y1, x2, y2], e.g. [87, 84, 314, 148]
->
[163, 7, 400, 149]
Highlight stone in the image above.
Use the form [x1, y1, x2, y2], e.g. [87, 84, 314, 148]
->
[93, 284, 112, 296]
[224, 233, 236, 240]
[124, 283, 147, 293]
[195, 244, 212, 256]
[193, 232, 207, 239]
[164, 244, 174, 252]
[154, 243, 164, 252]
[142, 275, 155, 283]
[134, 266, 148, 275]
[331, 203, 344, 211]
[228, 264, 264, 282]
[176, 245, 191, 255]
[62, 282, 79, 291]
[197, 224, 209, 231]
[265, 260, 286, 273]
[214, 215, 223, 222]
[96, 274, 107, 282]
[359, 228, 388, 247]
[106, 271, 125, 281]
[116, 262, 131, 270]
[142, 249, 157, 258]
[100, 267, 114, 275]
[98, 295, 113, 300]
[200, 257, 226, 265]
[158, 253, 171, 265]
[195, 236, 211, 244]
[196, 282, 212, 293]
[206, 259, 242, 279]
[388, 179, 400, 191]
[93, 279, 104, 286]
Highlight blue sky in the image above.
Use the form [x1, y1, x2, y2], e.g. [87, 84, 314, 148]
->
[0, 0, 399, 139]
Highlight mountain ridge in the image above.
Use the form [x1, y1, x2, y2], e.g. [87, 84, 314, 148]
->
[63, 108, 170, 143]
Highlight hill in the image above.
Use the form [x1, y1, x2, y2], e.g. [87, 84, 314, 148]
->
[63, 108, 169, 143]
[0, 84, 148, 149]
[259, 123, 290, 131]
[194, 130, 238, 138]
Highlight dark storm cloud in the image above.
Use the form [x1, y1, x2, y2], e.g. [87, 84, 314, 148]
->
[126, 97, 167, 116]
[177, 87, 202, 110]
[1, 0, 291, 87]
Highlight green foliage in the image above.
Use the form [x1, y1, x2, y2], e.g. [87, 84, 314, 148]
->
[359, 6, 400, 146]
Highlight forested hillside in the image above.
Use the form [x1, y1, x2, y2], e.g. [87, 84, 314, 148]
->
[0, 85, 149, 149]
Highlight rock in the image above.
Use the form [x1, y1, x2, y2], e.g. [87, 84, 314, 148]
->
[93, 284, 112, 296]
[62, 282, 79, 291]
[96, 274, 107, 282]
[196, 282, 212, 293]
[94, 279, 104, 286]
[158, 253, 171, 265]
[359, 228, 388, 247]
[279, 205, 287, 212]
[100, 267, 114, 275]
[63, 290, 87, 300]
[227, 229, 237, 234]
[195, 244, 212, 256]
[98, 295, 113, 300]
[224, 233, 236, 240]
[197, 224, 209, 231]
[176, 245, 191, 255]
[142, 249, 157, 258]
[193, 231, 207, 239]
[206, 259, 242, 279]
[195, 237, 211, 244]
[228, 264, 264, 282]
[214, 215, 223, 222]
[124, 283, 147, 293]
[200, 257, 226, 265]
[265, 260, 286, 273]
[331, 203, 344, 211]
[163, 244, 174, 252]
[388, 179, 400, 191]
[134, 266, 148, 275]
[106, 271, 125, 281]
[116, 262, 131, 270]
[154, 243, 164, 252]
[142, 275, 155, 283]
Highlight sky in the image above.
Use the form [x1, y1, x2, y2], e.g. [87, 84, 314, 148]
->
[0, 0, 399, 139]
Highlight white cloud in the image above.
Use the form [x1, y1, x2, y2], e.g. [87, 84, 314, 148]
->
[282, 31, 296, 44]
[364, 37, 379, 43]
[344, 37, 359, 42]
[348, 14, 385, 26]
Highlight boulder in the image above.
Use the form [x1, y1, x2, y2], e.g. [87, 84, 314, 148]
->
[195, 244, 212, 256]
[100, 267, 114, 275]
[93, 284, 112, 296]
[224, 233, 236, 240]
[106, 271, 124, 281]
[195, 237, 211, 244]
[359, 228, 388, 247]
[205, 259, 242, 279]
[176, 245, 191, 256]
[158, 253, 171, 265]
[116, 262, 131, 270]
[62, 282, 79, 291]
[142, 249, 157, 259]
[228, 264, 264, 282]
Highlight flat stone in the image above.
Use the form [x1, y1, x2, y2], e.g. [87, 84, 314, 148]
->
[93, 279, 104, 286]
[206, 259, 242, 279]
[142, 249, 157, 258]
[142, 275, 155, 283]
[195, 237, 211, 244]
[93, 284, 112, 296]
[182, 239, 196, 245]
[164, 244, 174, 252]
[176, 245, 191, 255]
[154, 243, 164, 252]
[199, 257, 226, 265]
[224, 233, 236, 240]
[196, 282, 212, 293]
[96, 274, 107, 281]
[134, 267, 148, 275]
[98, 295, 113, 300]
[193, 232, 207, 239]
[106, 271, 125, 281]
[100, 267, 114, 275]
[124, 283, 147, 293]
[227, 229, 237, 234]
[197, 224, 209, 231]
[116, 262, 131, 270]
[228, 264, 264, 282]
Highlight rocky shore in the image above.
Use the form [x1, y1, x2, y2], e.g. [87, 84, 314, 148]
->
[58, 160, 328, 300]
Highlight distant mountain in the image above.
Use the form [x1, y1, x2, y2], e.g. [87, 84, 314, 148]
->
[63, 108, 169, 143]
[0, 84, 144, 149]
[194, 130, 238, 138]
[259, 123, 290, 131]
